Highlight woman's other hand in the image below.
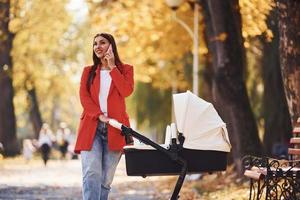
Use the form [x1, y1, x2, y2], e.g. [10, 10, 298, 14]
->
[99, 114, 110, 123]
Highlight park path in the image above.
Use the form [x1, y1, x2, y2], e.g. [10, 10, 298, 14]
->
[0, 156, 178, 200]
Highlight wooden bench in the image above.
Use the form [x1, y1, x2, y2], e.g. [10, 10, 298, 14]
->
[289, 119, 300, 161]
[243, 117, 300, 200]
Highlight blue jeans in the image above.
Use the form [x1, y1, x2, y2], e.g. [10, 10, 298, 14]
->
[81, 122, 122, 200]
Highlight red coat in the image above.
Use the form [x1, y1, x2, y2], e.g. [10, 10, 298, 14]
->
[74, 64, 134, 154]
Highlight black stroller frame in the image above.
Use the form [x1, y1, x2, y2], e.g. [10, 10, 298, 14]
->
[121, 125, 189, 200]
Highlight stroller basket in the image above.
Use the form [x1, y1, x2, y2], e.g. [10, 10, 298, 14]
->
[124, 147, 227, 176]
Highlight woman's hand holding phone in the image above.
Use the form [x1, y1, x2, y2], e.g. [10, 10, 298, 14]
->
[104, 45, 116, 70]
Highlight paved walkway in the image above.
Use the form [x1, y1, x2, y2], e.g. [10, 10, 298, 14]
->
[0, 156, 174, 200]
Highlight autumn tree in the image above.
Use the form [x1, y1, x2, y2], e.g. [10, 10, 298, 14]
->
[201, 0, 262, 172]
[0, 0, 20, 156]
[11, 0, 77, 138]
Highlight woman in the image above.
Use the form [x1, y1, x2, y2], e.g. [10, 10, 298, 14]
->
[74, 33, 134, 200]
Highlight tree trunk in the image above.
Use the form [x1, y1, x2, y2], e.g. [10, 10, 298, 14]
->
[27, 87, 43, 139]
[276, 0, 300, 126]
[202, 0, 262, 173]
[198, 4, 213, 103]
[201, 53, 214, 103]
[262, 8, 292, 156]
[0, 0, 20, 156]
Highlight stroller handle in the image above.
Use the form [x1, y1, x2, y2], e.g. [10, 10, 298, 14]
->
[108, 119, 122, 130]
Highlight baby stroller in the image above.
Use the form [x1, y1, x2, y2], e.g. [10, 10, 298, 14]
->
[109, 91, 231, 200]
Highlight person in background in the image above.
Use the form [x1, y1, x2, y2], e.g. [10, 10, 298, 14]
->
[22, 139, 36, 163]
[74, 33, 134, 200]
[38, 123, 55, 166]
[56, 122, 71, 159]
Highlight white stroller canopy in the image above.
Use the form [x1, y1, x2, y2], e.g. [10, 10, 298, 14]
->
[173, 91, 231, 152]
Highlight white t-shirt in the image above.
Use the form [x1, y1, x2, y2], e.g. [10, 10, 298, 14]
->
[99, 70, 112, 116]
[38, 131, 53, 147]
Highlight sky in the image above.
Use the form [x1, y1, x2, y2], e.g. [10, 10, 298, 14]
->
[66, 0, 88, 23]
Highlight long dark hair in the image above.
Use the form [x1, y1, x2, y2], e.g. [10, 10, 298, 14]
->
[86, 33, 123, 92]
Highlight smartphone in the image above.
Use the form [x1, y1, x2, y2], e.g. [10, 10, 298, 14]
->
[107, 44, 112, 54]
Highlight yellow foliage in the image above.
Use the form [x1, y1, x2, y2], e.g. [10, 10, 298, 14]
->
[210, 32, 228, 42]
[240, 0, 274, 44]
